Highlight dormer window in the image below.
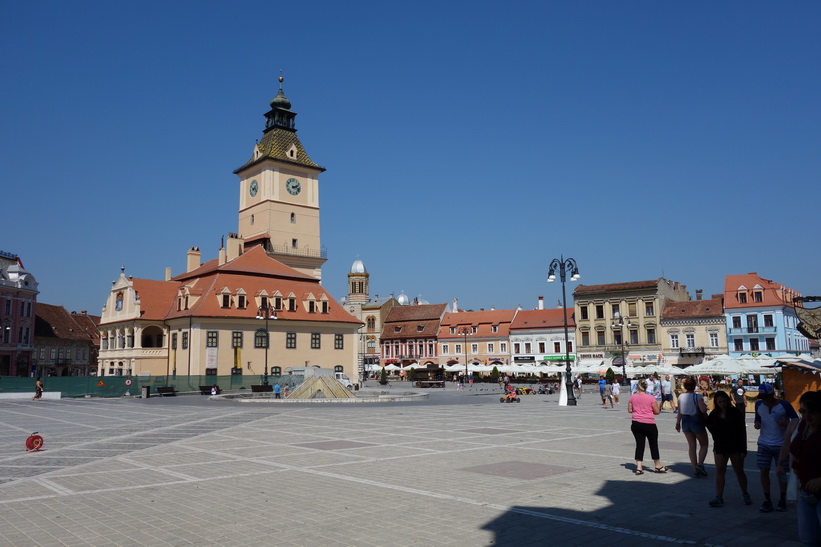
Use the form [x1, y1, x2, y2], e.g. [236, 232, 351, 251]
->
[394, 326, 401, 334]
[287, 144, 298, 159]
[472, 326, 478, 334]
[274, 296, 282, 310]
[261, 296, 268, 309]
[417, 325, 424, 332]
[754, 291, 763, 302]
[739, 293, 747, 304]
[449, 327, 456, 334]
[308, 301, 316, 313]
[222, 295, 231, 308]
[288, 297, 296, 312]
[492, 325, 499, 333]
[322, 301, 329, 314]
[238, 295, 246, 309]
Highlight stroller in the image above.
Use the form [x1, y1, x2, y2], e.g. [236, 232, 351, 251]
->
[500, 385, 521, 403]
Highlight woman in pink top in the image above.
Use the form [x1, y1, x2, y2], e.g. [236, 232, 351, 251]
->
[628, 379, 668, 475]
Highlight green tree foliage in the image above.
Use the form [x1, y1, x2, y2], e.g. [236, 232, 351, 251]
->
[605, 367, 616, 383]
[490, 366, 500, 382]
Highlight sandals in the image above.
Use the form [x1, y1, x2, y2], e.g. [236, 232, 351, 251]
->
[634, 469, 644, 475]
[654, 466, 669, 473]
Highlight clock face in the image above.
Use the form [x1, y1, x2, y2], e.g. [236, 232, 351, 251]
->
[249, 180, 258, 197]
[286, 177, 301, 195]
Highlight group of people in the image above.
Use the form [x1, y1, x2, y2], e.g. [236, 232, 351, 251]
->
[628, 377, 821, 545]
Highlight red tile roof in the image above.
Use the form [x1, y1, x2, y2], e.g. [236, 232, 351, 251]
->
[723, 273, 802, 310]
[509, 308, 575, 330]
[131, 279, 180, 321]
[438, 309, 518, 339]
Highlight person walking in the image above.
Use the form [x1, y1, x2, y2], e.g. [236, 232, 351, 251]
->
[628, 379, 668, 475]
[273, 383, 281, 399]
[780, 391, 821, 545]
[612, 380, 621, 406]
[660, 375, 674, 411]
[598, 376, 607, 406]
[32, 377, 44, 401]
[755, 383, 798, 513]
[676, 377, 710, 477]
[732, 378, 747, 412]
[705, 390, 751, 507]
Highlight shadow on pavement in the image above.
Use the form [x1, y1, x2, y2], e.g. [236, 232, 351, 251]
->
[481, 478, 799, 546]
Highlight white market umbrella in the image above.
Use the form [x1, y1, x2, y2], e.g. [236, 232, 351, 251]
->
[383, 364, 401, 371]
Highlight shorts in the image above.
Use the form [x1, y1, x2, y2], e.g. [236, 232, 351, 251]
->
[663, 394, 673, 401]
[757, 444, 789, 480]
[680, 414, 706, 435]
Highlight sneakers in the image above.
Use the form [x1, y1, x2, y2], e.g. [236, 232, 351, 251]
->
[709, 496, 724, 508]
[694, 464, 708, 477]
[760, 500, 774, 513]
[776, 499, 787, 512]
[743, 493, 752, 506]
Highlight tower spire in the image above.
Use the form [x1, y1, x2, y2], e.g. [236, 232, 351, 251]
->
[265, 70, 295, 132]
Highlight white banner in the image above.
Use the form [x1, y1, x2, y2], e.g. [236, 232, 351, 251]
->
[206, 347, 218, 369]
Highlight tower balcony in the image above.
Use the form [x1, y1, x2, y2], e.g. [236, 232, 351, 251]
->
[267, 244, 327, 260]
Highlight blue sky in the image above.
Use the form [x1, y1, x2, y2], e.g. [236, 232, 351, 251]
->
[2, 1, 820, 314]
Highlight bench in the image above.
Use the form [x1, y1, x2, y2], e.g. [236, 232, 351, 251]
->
[199, 386, 221, 395]
[156, 386, 177, 397]
[414, 380, 446, 388]
[250, 385, 274, 393]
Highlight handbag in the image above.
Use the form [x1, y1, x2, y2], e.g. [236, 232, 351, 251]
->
[694, 393, 708, 426]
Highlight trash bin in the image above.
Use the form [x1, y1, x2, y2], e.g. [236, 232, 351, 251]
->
[141, 386, 150, 399]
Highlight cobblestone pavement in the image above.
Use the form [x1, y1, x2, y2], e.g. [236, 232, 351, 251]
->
[0, 385, 801, 546]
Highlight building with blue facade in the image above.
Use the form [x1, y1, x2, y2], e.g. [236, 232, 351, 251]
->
[723, 272, 809, 357]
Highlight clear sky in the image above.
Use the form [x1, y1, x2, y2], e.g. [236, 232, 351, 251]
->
[2, 1, 820, 315]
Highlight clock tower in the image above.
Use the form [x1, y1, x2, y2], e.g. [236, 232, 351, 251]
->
[234, 76, 327, 280]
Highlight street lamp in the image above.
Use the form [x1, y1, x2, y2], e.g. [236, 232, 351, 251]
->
[456, 326, 472, 384]
[548, 256, 580, 406]
[611, 311, 631, 387]
[255, 303, 277, 385]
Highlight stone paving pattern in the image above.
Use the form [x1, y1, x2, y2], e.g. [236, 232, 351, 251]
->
[0, 385, 800, 546]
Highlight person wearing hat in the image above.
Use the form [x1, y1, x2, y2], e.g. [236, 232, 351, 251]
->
[754, 382, 798, 513]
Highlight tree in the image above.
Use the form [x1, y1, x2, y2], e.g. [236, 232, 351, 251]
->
[490, 366, 500, 383]
[379, 367, 388, 385]
[605, 367, 616, 383]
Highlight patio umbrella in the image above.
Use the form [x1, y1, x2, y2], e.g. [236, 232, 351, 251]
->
[682, 355, 778, 376]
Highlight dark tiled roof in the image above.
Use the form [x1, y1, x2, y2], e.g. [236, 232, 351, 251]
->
[384, 303, 448, 323]
[35, 304, 99, 342]
[575, 279, 661, 294]
[235, 128, 324, 172]
[662, 298, 724, 319]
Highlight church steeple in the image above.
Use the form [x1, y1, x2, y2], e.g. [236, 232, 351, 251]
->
[264, 73, 296, 133]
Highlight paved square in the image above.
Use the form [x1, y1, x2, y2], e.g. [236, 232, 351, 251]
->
[0, 386, 803, 546]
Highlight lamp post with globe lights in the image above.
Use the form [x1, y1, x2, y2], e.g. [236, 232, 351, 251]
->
[611, 311, 631, 386]
[548, 256, 580, 406]
[456, 325, 472, 385]
[255, 303, 277, 385]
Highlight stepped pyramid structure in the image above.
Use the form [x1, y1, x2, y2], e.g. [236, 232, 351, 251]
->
[288, 376, 355, 399]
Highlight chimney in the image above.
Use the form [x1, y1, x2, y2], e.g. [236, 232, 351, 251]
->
[165, 267, 172, 281]
[453, 297, 459, 313]
[695, 289, 703, 301]
[226, 232, 243, 262]
[219, 246, 227, 265]
[186, 247, 201, 272]
[538, 296, 544, 310]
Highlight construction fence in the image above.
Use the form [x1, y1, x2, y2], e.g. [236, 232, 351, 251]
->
[0, 374, 304, 398]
